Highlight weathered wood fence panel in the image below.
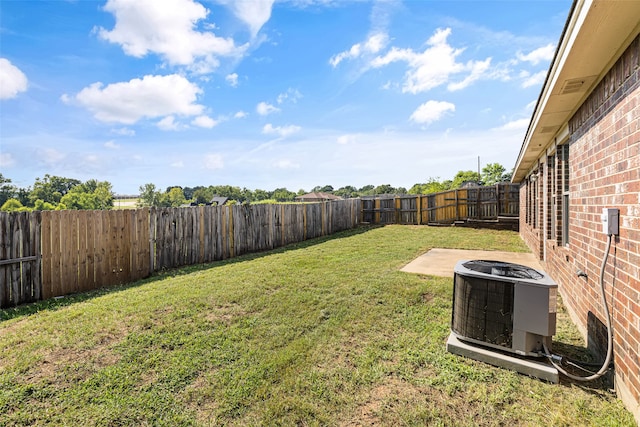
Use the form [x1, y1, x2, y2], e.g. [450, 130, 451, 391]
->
[149, 200, 360, 273]
[2, 200, 360, 307]
[305, 203, 323, 239]
[426, 189, 470, 223]
[362, 184, 519, 227]
[39, 210, 151, 301]
[0, 211, 41, 307]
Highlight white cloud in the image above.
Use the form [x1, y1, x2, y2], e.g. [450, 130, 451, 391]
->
[447, 57, 491, 91]
[234, 110, 247, 118]
[337, 134, 359, 145]
[203, 153, 224, 170]
[370, 27, 491, 94]
[225, 72, 239, 87]
[256, 101, 280, 116]
[517, 43, 555, 65]
[262, 123, 301, 138]
[97, 0, 245, 71]
[273, 159, 300, 169]
[111, 127, 135, 136]
[0, 58, 28, 99]
[277, 88, 302, 104]
[157, 116, 180, 131]
[329, 32, 388, 67]
[224, 0, 275, 37]
[192, 115, 218, 128]
[85, 154, 100, 164]
[171, 160, 184, 168]
[66, 74, 203, 124]
[38, 147, 66, 166]
[0, 152, 15, 167]
[526, 100, 537, 111]
[521, 70, 547, 88]
[493, 118, 529, 131]
[409, 100, 455, 124]
[104, 140, 121, 149]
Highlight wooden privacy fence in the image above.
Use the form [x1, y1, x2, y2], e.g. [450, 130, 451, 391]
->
[0, 199, 360, 308]
[361, 184, 519, 226]
[0, 212, 41, 307]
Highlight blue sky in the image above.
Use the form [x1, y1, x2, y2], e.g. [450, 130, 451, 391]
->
[1, 0, 570, 194]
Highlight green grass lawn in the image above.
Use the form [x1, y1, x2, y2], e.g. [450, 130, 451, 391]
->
[0, 225, 634, 426]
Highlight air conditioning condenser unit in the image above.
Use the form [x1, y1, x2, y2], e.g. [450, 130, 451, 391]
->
[447, 260, 559, 382]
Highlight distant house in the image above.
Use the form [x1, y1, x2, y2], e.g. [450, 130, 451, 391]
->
[512, 0, 639, 420]
[459, 180, 481, 189]
[210, 196, 228, 206]
[187, 196, 228, 207]
[295, 192, 343, 202]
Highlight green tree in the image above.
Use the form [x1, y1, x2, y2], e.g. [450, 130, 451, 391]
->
[334, 185, 358, 198]
[1, 198, 26, 212]
[312, 185, 334, 193]
[208, 185, 246, 203]
[15, 188, 30, 207]
[0, 174, 17, 207]
[29, 175, 81, 205]
[192, 187, 214, 205]
[58, 180, 113, 210]
[34, 199, 56, 210]
[92, 181, 114, 209]
[373, 184, 396, 195]
[358, 185, 375, 196]
[272, 188, 296, 202]
[481, 163, 512, 185]
[138, 183, 161, 207]
[451, 171, 481, 189]
[165, 187, 187, 207]
[252, 189, 271, 201]
[409, 177, 451, 195]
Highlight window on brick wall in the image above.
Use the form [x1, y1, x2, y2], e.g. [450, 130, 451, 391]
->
[560, 144, 570, 245]
[524, 179, 531, 224]
[528, 169, 539, 229]
[525, 166, 542, 229]
[548, 153, 557, 240]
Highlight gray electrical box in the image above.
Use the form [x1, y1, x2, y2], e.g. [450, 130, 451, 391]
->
[601, 208, 619, 235]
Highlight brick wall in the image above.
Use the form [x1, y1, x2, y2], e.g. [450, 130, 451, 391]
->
[520, 35, 640, 417]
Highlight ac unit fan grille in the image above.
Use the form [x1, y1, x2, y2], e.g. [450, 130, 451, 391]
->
[452, 274, 514, 348]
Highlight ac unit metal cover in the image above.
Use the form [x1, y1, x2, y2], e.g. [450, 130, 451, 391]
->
[451, 260, 557, 357]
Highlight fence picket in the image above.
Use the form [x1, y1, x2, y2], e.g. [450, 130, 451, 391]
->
[10, 213, 21, 304]
[31, 211, 42, 302]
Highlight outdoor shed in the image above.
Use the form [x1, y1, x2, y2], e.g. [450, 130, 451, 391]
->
[512, 0, 640, 421]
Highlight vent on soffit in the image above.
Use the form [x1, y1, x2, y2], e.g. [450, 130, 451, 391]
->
[559, 76, 597, 95]
[560, 79, 585, 94]
[540, 126, 559, 134]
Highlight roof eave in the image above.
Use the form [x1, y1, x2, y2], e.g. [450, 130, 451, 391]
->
[512, 0, 640, 183]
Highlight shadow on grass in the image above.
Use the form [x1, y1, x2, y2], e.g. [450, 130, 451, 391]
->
[0, 224, 383, 322]
[550, 339, 616, 394]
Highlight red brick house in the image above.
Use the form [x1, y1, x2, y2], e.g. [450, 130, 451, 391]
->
[513, 0, 640, 420]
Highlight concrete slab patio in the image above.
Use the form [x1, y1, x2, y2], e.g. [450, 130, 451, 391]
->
[400, 248, 544, 277]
